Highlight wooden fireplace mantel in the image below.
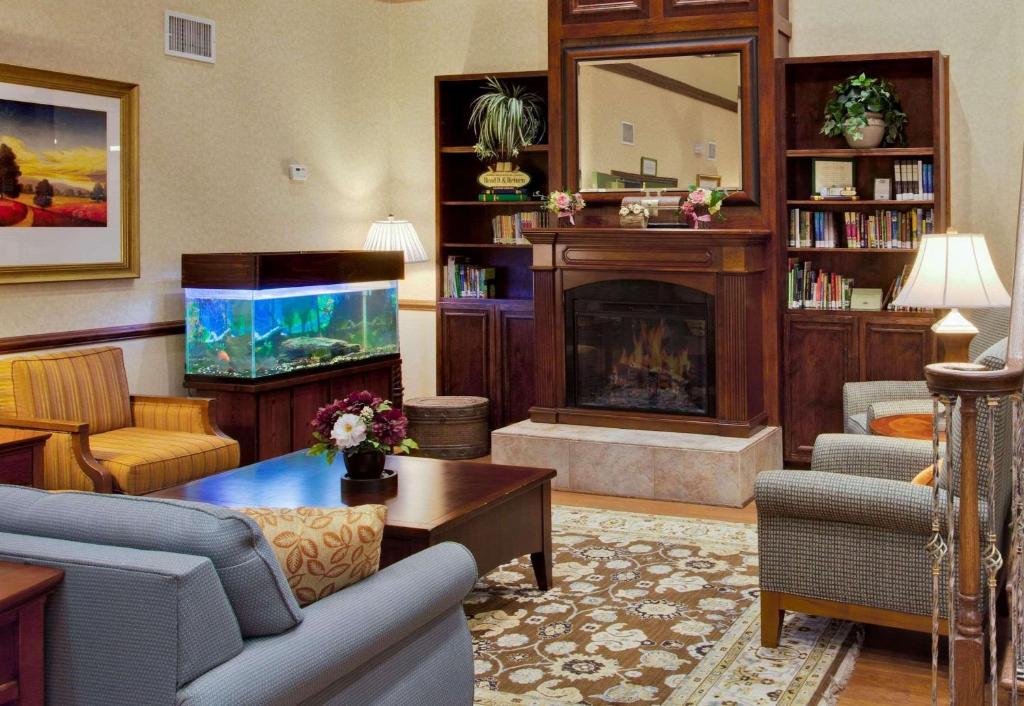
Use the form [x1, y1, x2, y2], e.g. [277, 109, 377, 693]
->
[528, 226, 770, 438]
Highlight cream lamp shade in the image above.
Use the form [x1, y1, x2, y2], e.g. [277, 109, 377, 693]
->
[892, 230, 1010, 335]
[363, 215, 428, 264]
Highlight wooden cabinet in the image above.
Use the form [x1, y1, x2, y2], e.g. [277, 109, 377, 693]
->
[783, 311, 937, 463]
[187, 356, 403, 466]
[438, 300, 534, 429]
[0, 429, 49, 488]
[562, 0, 651, 24]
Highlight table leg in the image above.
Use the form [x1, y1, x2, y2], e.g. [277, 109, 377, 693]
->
[530, 481, 553, 590]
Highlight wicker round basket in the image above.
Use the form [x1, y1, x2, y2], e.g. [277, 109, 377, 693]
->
[405, 396, 489, 460]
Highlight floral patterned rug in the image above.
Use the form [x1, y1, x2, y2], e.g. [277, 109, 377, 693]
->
[465, 506, 862, 706]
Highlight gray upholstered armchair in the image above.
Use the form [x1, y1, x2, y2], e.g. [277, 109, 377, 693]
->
[758, 341, 1013, 646]
[843, 312, 1009, 435]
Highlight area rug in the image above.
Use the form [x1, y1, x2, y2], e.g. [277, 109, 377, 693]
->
[466, 506, 862, 706]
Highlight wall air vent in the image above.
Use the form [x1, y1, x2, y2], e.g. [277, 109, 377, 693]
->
[621, 121, 635, 145]
[165, 11, 216, 63]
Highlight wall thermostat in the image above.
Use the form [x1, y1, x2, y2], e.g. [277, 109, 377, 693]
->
[288, 164, 308, 181]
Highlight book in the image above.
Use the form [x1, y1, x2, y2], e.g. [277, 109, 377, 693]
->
[789, 208, 933, 249]
[787, 258, 853, 310]
[491, 211, 545, 245]
[443, 256, 496, 298]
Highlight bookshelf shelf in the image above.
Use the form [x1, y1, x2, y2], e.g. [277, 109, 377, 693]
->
[441, 201, 545, 207]
[787, 247, 918, 254]
[786, 200, 934, 207]
[786, 147, 935, 158]
[443, 242, 533, 249]
[440, 144, 549, 154]
[778, 51, 949, 464]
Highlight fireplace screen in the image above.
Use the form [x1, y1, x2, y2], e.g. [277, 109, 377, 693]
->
[565, 280, 714, 416]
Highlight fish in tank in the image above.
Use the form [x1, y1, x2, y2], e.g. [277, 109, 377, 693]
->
[185, 281, 399, 379]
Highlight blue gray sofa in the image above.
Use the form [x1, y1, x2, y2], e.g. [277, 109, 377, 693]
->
[0, 485, 477, 705]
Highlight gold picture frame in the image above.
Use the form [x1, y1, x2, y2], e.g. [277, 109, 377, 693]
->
[696, 173, 721, 188]
[0, 63, 139, 284]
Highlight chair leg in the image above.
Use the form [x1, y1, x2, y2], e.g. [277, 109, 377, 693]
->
[760, 590, 785, 648]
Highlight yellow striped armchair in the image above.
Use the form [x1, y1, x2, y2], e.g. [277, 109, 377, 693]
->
[0, 346, 239, 494]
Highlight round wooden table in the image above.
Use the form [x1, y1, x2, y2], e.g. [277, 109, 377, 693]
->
[868, 413, 944, 441]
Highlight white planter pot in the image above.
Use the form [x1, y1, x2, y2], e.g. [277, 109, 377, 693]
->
[844, 111, 886, 149]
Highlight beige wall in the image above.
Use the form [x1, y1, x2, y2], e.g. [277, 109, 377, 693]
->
[790, 0, 1024, 284]
[3, 0, 1020, 400]
[0, 0, 393, 394]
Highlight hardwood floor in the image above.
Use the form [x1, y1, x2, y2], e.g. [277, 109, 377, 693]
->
[551, 489, 948, 705]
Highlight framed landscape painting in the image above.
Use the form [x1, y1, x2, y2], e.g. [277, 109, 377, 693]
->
[0, 63, 138, 283]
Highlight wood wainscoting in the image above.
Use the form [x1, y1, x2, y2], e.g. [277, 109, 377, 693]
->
[0, 300, 437, 356]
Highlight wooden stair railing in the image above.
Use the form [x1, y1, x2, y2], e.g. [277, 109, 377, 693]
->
[924, 151, 1024, 704]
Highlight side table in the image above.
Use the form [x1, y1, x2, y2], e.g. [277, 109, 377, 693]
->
[0, 430, 50, 488]
[0, 561, 64, 706]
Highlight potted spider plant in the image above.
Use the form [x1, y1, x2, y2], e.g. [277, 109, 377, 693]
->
[821, 73, 908, 149]
[468, 77, 545, 196]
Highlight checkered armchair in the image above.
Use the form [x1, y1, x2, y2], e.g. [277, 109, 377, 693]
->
[757, 340, 1013, 646]
[0, 346, 239, 494]
[843, 310, 1010, 434]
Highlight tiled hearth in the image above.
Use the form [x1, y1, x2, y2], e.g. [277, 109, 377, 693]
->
[492, 421, 782, 508]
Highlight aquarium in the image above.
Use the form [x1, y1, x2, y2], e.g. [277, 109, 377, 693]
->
[185, 281, 399, 379]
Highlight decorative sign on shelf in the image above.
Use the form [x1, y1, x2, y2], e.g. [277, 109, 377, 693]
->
[477, 161, 532, 201]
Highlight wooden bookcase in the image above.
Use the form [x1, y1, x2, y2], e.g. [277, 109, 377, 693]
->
[434, 71, 549, 428]
[778, 51, 949, 463]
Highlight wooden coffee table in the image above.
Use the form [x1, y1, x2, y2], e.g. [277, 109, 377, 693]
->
[869, 413, 944, 441]
[150, 452, 557, 589]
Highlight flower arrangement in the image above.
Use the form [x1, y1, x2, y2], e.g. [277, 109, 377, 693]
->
[308, 391, 417, 466]
[680, 187, 730, 228]
[619, 202, 650, 218]
[545, 190, 586, 225]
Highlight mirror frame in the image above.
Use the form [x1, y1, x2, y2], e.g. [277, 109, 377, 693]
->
[564, 35, 759, 205]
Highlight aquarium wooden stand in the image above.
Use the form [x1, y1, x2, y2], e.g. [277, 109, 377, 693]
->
[185, 355, 403, 466]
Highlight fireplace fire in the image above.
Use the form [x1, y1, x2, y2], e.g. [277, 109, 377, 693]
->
[565, 280, 714, 417]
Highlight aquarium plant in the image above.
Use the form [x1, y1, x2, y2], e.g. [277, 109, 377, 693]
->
[468, 77, 545, 163]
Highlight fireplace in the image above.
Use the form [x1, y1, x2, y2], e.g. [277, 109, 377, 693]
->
[528, 227, 768, 437]
[565, 280, 715, 416]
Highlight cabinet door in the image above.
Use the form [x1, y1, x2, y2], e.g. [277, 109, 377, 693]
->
[495, 303, 536, 428]
[784, 314, 859, 463]
[662, 0, 756, 17]
[438, 303, 493, 400]
[562, 0, 651, 24]
[291, 381, 331, 452]
[860, 317, 936, 381]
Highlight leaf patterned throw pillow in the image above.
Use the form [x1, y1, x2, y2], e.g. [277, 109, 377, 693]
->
[239, 505, 387, 606]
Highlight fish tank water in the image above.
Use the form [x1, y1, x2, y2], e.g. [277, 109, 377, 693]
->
[185, 281, 399, 379]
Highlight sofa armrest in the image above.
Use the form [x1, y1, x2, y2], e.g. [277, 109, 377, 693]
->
[843, 380, 931, 419]
[176, 542, 478, 705]
[811, 433, 940, 483]
[131, 395, 231, 438]
[756, 469, 939, 534]
[0, 416, 112, 492]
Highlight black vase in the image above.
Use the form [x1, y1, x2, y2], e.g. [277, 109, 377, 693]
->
[343, 450, 386, 480]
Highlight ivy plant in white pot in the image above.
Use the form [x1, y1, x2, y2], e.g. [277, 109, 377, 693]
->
[821, 73, 908, 149]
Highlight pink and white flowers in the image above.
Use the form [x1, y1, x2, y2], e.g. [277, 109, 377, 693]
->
[545, 191, 586, 225]
[680, 186, 731, 228]
[309, 391, 417, 463]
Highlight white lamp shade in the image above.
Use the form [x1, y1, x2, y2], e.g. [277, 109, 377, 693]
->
[892, 231, 1011, 309]
[363, 215, 428, 264]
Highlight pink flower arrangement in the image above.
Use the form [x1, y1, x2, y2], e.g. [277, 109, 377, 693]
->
[680, 186, 730, 228]
[308, 391, 417, 464]
[545, 190, 586, 225]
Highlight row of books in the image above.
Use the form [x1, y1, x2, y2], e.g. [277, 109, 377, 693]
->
[885, 264, 929, 311]
[788, 208, 934, 249]
[894, 159, 934, 200]
[442, 256, 496, 299]
[492, 211, 546, 245]
[786, 259, 854, 310]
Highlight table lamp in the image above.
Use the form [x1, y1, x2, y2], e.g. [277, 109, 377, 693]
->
[363, 215, 428, 264]
[892, 229, 1011, 362]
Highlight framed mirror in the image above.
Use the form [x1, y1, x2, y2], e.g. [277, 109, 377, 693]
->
[565, 37, 758, 204]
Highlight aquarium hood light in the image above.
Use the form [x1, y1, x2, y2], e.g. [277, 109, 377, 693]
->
[363, 215, 429, 264]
